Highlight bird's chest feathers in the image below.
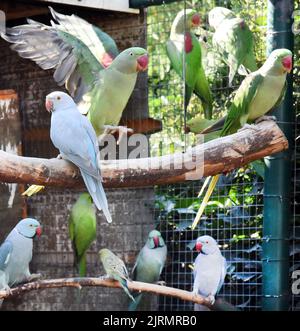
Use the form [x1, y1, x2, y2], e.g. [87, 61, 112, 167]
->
[248, 74, 286, 120]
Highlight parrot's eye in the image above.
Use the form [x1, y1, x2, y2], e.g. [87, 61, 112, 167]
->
[130, 52, 133, 56]
[206, 241, 209, 244]
[57, 96, 61, 100]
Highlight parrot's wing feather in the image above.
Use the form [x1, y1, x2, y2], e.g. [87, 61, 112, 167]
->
[201, 116, 227, 134]
[221, 72, 264, 135]
[166, 40, 182, 76]
[53, 113, 100, 179]
[0, 241, 13, 271]
[217, 257, 227, 294]
[49, 7, 118, 68]
[1, 18, 104, 103]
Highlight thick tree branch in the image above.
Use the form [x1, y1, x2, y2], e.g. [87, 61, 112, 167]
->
[0, 277, 213, 309]
[0, 120, 288, 188]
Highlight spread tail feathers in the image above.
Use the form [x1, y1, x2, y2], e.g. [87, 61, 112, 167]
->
[191, 175, 220, 230]
[128, 293, 142, 311]
[81, 171, 112, 223]
[120, 279, 135, 302]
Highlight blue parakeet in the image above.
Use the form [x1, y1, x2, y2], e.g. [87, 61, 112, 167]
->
[128, 230, 167, 311]
[0, 218, 42, 306]
[46, 91, 112, 223]
[193, 235, 226, 311]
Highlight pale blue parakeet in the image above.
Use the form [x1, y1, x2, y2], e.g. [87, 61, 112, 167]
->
[46, 91, 112, 223]
[193, 235, 226, 311]
[128, 230, 167, 311]
[0, 218, 42, 306]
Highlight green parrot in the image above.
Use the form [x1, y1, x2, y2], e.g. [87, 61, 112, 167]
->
[208, 7, 258, 86]
[99, 248, 135, 302]
[68, 193, 97, 277]
[191, 48, 293, 230]
[128, 230, 167, 311]
[166, 9, 213, 119]
[2, 7, 148, 196]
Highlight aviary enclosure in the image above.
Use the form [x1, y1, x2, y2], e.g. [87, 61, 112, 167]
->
[0, 0, 298, 311]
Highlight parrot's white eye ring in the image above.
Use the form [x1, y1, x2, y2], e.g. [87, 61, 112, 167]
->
[130, 52, 133, 56]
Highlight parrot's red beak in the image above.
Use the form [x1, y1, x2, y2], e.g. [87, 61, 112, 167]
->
[153, 236, 159, 248]
[136, 54, 148, 72]
[195, 242, 202, 252]
[45, 99, 53, 112]
[282, 55, 292, 73]
[36, 226, 42, 237]
[191, 13, 201, 27]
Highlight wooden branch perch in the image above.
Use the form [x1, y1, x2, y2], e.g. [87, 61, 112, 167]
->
[0, 277, 213, 309]
[0, 120, 288, 188]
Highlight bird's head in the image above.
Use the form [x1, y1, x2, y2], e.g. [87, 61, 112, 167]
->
[173, 9, 201, 32]
[195, 235, 219, 255]
[147, 230, 165, 249]
[265, 48, 293, 74]
[45, 91, 76, 113]
[113, 47, 148, 74]
[98, 248, 110, 261]
[16, 218, 42, 239]
[208, 7, 235, 30]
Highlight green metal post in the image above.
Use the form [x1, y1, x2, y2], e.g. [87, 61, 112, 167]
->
[130, 0, 181, 8]
[262, 0, 294, 311]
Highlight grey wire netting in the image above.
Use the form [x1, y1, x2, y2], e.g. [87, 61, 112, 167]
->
[146, 0, 299, 311]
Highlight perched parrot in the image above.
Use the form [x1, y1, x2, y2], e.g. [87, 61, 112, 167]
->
[3, 8, 148, 198]
[208, 7, 257, 86]
[48, 91, 112, 223]
[193, 235, 226, 311]
[99, 248, 135, 302]
[68, 193, 97, 277]
[191, 48, 293, 230]
[128, 230, 167, 311]
[1, 7, 148, 139]
[166, 9, 213, 119]
[0, 218, 42, 307]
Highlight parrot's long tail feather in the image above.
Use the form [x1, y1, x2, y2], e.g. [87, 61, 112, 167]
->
[0, 299, 3, 308]
[120, 279, 135, 302]
[22, 185, 45, 197]
[128, 293, 142, 311]
[79, 255, 87, 278]
[81, 171, 112, 223]
[191, 175, 220, 230]
[198, 176, 211, 198]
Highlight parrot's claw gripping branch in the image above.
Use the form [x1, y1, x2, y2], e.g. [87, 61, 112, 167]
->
[0, 120, 288, 189]
[0, 277, 214, 309]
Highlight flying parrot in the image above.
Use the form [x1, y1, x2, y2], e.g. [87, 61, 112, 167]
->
[128, 230, 167, 311]
[0, 218, 42, 307]
[193, 235, 226, 311]
[191, 48, 293, 230]
[208, 7, 257, 86]
[68, 193, 97, 277]
[2, 7, 148, 197]
[166, 9, 213, 119]
[46, 91, 112, 223]
[99, 248, 135, 302]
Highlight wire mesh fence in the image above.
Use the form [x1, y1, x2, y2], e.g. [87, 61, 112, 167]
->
[146, 0, 298, 311]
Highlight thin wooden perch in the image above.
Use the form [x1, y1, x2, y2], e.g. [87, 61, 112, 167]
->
[0, 277, 213, 309]
[0, 120, 288, 188]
